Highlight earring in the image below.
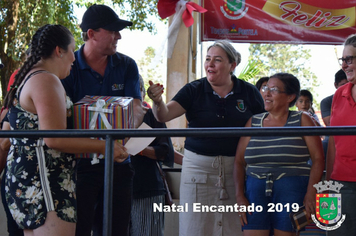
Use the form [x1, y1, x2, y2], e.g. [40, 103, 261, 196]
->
[60, 54, 63, 58]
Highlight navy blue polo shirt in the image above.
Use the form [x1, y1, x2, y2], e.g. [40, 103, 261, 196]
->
[172, 76, 264, 156]
[62, 45, 141, 164]
[62, 45, 141, 103]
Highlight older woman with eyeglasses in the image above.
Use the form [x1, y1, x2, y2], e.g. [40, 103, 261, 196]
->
[326, 34, 356, 235]
[147, 40, 264, 236]
[234, 73, 324, 236]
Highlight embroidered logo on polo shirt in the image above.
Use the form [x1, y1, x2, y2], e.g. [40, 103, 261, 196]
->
[236, 99, 247, 112]
[112, 84, 124, 91]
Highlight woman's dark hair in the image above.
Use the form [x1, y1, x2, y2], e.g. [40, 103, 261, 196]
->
[255, 76, 269, 90]
[3, 24, 73, 108]
[270, 73, 300, 107]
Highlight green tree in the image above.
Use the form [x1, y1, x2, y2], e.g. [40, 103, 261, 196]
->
[0, 0, 160, 103]
[74, 0, 160, 32]
[248, 44, 320, 105]
[0, 0, 80, 102]
[137, 46, 165, 104]
[238, 60, 266, 83]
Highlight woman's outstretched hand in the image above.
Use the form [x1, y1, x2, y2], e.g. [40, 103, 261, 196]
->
[147, 80, 164, 104]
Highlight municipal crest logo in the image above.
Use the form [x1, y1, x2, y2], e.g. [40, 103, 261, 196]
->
[111, 83, 124, 91]
[311, 180, 346, 231]
[236, 99, 246, 112]
[220, 0, 249, 20]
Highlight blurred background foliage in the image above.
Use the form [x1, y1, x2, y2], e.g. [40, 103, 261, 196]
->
[0, 0, 160, 104]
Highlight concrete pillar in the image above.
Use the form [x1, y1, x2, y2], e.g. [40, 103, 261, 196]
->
[165, 2, 198, 151]
[166, 21, 188, 150]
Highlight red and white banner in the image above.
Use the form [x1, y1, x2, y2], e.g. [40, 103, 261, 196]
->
[201, 0, 356, 44]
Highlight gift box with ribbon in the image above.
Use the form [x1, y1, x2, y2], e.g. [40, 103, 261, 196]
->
[72, 95, 134, 160]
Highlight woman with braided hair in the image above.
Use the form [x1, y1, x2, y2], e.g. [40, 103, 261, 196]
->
[2, 24, 129, 236]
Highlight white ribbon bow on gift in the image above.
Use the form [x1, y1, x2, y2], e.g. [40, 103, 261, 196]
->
[88, 99, 113, 130]
[88, 99, 113, 164]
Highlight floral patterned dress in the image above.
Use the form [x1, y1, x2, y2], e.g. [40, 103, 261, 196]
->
[4, 70, 76, 229]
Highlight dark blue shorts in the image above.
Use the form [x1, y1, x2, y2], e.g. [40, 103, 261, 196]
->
[242, 175, 309, 232]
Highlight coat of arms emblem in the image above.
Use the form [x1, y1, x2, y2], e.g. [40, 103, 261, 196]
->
[311, 180, 346, 231]
[236, 99, 246, 112]
[220, 0, 249, 20]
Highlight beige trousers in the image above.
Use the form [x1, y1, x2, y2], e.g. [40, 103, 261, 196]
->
[179, 149, 242, 236]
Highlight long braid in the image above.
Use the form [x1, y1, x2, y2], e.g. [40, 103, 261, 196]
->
[3, 25, 49, 108]
[3, 24, 72, 108]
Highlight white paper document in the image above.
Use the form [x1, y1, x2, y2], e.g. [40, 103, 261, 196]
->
[124, 122, 155, 156]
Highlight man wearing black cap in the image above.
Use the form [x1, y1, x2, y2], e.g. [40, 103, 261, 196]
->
[62, 4, 144, 236]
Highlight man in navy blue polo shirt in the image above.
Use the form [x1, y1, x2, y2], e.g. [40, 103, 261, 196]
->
[62, 4, 144, 236]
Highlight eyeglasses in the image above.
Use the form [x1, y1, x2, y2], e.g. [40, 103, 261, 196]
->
[216, 99, 226, 119]
[261, 85, 286, 94]
[338, 56, 356, 65]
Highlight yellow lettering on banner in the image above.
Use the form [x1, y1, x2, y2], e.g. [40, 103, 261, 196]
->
[262, 0, 355, 30]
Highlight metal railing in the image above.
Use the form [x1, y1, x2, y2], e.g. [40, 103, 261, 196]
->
[1, 126, 355, 235]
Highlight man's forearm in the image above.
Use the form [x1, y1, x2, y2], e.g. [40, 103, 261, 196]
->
[133, 98, 144, 128]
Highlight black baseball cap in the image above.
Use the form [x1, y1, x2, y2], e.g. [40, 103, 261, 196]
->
[80, 4, 133, 32]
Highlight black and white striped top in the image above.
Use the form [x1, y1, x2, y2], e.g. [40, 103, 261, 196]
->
[245, 111, 311, 181]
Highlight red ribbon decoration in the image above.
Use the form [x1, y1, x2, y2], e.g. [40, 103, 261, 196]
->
[158, 0, 207, 27]
[157, 0, 177, 19]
